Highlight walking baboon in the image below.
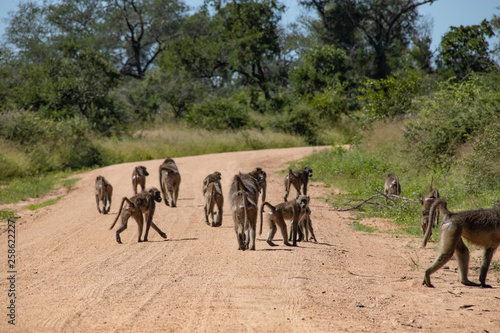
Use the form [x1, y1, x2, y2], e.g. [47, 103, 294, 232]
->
[230, 187, 257, 251]
[132, 165, 149, 194]
[422, 198, 500, 288]
[260, 195, 310, 247]
[290, 206, 317, 243]
[283, 167, 313, 202]
[383, 173, 401, 203]
[202, 171, 222, 194]
[229, 170, 263, 250]
[248, 167, 267, 203]
[420, 179, 440, 246]
[204, 182, 224, 227]
[109, 187, 167, 244]
[159, 157, 181, 207]
[95, 176, 113, 214]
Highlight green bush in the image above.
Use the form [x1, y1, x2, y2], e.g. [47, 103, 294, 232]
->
[186, 96, 249, 130]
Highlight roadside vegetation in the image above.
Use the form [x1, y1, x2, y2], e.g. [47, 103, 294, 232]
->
[1, 0, 500, 231]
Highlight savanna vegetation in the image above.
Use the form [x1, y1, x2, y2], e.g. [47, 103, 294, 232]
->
[1, 0, 500, 232]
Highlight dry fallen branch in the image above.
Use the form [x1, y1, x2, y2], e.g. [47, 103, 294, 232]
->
[331, 192, 420, 211]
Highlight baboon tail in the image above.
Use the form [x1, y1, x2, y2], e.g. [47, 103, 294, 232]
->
[109, 198, 126, 230]
[259, 202, 274, 236]
[421, 198, 447, 248]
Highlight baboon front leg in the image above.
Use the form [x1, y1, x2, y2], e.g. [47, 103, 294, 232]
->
[290, 218, 299, 246]
[479, 247, 497, 288]
[142, 213, 151, 242]
[150, 222, 167, 240]
[455, 237, 480, 287]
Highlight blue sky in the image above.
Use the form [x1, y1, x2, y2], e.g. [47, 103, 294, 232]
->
[1, 0, 499, 52]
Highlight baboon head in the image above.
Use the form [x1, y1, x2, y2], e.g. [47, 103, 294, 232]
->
[148, 187, 162, 203]
[305, 167, 313, 178]
[137, 166, 149, 177]
[296, 195, 310, 210]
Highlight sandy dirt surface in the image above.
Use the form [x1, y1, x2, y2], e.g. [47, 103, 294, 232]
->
[1, 146, 499, 332]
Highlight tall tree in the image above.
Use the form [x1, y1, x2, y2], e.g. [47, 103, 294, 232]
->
[437, 19, 497, 80]
[300, 0, 436, 79]
[5, 0, 189, 79]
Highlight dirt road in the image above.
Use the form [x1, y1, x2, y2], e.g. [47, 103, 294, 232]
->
[1, 146, 499, 332]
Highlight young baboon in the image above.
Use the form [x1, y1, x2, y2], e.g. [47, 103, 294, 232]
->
[132, 165, 149, 194]
[202, 171, 222, 194]
[383, 173, 401, 203]
[159, 157, 181, 207]
[95, 176, 113, 214]
[290, 206, 317, 243]
[283, 167, 313, 202]
[260, 195, 310, 247]
[109, 187, 167, 244]
[229, 170, 263, 250]
[420, 179, 440, 246]
[204, 181, 224, 227]
[422, 198, 500, 288]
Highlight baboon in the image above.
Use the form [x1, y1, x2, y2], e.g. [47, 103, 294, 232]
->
[159, 157, 181, 207]
[283, 167, 313, 202]
[248, 167, 267, 203]
[109, 187, 167, 244]
[229, 170, 264, 250]
[132, 165, 149, 194]
[202, 171, 222, 194]
[290, 206, 317, 243]
[420, 179, 440, 246]
[230, 186, 257, 251]
[204, 181, 224, 227]
[260, 195, 310, 247]
[422, 198, 500, 288]
[95, 176, 113, 214]
[383, 173, 401, 203]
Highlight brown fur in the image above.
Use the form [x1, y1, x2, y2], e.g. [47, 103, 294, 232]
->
[109, 187, 167, 244]
[229, 170, 264, 251]
[204, 182, 224, 227]
[420, 181, 440, 247]
[383, 173, 401, 203]
[95, 176, 113, 214]
[422, 198, 500, 288]
[260, 195, 310, 247]
[283, 167, 312, 202]
[132, 166, 149, 194]
[159, 157, 181, 207]
[202, 171, 222, 195]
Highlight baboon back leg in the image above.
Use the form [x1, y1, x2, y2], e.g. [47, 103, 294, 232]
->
[308, 224, 317, 243]
[115, 216, 129, 244]
[135, 214, 144, 242]
[174, 185, 180, 207]
[267, 225, 279, 246]
[423, 224, 461, 287]
[479, 247, 497, 288]
[204, 204, 210, 225]
[455, 237, 480, 287]
[96, 195, 102, 214]
[150, 222, 167, 239]
[216, 206, 223, 227]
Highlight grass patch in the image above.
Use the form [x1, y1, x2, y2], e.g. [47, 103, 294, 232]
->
[27, 197, 62, 211]
[0, 172, 79, 205]
[0, 209, 16, 221]
[349, 221, 376, 233]
[97, 124, 307, 165]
